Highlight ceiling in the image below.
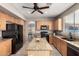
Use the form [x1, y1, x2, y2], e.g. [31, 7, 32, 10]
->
[0, 3, 75, 20]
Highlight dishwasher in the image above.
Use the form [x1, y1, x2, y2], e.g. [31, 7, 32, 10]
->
[67, 43, 79, 56]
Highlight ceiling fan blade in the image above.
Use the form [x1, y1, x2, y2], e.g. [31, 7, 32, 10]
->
[31, 10, 36, 14]
[22, 6, 33, 9]
[39, 6, 49, 9]
[38, 10, 43, 14]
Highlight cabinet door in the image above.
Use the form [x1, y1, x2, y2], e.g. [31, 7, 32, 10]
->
[60, 40, 67, 56]
[54, 18, 62, 30]
[58, 18, 63, 30]
[49, 36, 53, 44]
[54, 20, 58, 30]
[56, 38, 61, 52]
[54, 37, 57, 47]
[52, 36, 67, 56]
[52, 36, 55, 46]
[0, 39, 12, 56]
[0, 20, 6, 30]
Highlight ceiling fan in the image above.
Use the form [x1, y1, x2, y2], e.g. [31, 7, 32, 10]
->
[22, 3, 49, 14]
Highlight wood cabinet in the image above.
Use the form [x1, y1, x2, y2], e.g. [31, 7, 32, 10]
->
[0, 20, 6, 30]
[52, 36, 67, 56]
[36, 20, 53, 30]
[56, 38, 61, 52]
[49, 37, 53, 44]
[52, 36, 56, 47]
[60, 39, 67, 56]
[54, 18, 63, 30]
[0, 39, 12, 56]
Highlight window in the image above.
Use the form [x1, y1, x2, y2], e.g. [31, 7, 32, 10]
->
[63, 9, 79, 39]
[75, 9, 79, 30]
[74, 9, 79, 36]
[63, 12, 75, 33]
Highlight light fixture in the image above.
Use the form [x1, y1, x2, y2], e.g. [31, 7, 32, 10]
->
[45, 12, 47, 13]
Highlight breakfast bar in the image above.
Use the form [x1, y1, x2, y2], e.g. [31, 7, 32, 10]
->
[26, 38, 53, 56]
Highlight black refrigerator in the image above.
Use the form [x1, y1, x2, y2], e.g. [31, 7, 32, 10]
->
[2, 24, 23, 54]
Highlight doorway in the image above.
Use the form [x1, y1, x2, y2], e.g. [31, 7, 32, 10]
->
[27, 21, 35, 41]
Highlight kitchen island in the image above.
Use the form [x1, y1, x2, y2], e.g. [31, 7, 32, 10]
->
[26, 38, 53, 56]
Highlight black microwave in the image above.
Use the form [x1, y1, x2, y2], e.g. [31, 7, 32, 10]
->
[40, 25, 49, 30]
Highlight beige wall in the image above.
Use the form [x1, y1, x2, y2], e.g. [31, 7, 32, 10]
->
[36, 19, 54, 30]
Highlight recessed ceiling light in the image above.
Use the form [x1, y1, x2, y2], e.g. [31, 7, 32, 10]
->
[45, 12, 47, 13]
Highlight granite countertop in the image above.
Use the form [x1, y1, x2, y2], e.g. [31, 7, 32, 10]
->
[27, 38, 53, 51]
[0, 38, 13, 42]
[54, 35, 79, 48]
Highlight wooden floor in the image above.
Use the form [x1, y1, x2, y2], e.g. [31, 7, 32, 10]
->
[12, 42, 61, 56]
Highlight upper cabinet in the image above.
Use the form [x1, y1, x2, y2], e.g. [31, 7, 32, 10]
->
[54, 18, 63, 31]
[36, 20, 53, 30]
[0, 20, 6, 30]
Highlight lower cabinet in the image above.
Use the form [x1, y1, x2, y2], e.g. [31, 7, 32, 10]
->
[52, 36, 67, 56]
[0, 39, 12, 56]
[56, 38, 61, 52]
[49, 36, 53, 44]
[52, 36, 57, 47]
[60, 39, 67, 56]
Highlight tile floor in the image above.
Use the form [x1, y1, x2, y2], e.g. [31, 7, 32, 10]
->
[51, 45, 62, 56]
